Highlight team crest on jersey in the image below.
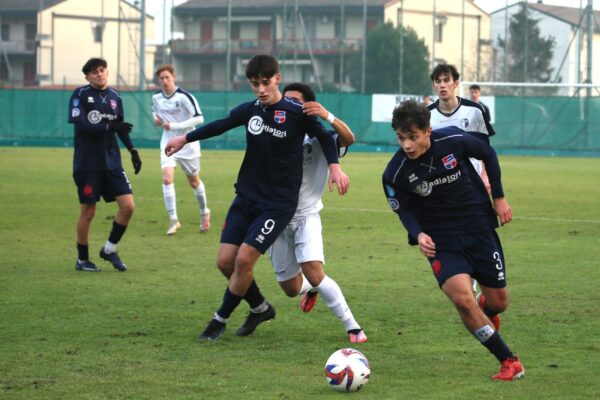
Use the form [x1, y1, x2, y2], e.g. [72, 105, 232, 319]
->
[71, 108, 80, 117]
[73, 98, 80, 107]
[460, 118, 469, 129]
[385, 184, 395, 197]
[110, 99, 118, 110]
[387, 198, 399, 210]
[442, 154, 457, 170]
[274, 110, 286, 124]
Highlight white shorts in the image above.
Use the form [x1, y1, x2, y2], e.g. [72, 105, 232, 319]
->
[268, 213, 324, 282]
[160, 154, 200, 176]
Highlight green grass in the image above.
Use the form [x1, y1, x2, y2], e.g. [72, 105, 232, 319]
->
[1, 147, 599, 399]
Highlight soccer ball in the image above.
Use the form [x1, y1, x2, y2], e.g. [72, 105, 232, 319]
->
[324, 348, 370, 392]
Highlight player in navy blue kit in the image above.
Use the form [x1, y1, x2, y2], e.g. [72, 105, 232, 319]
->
[382, 100, 524, 381]
[69, 58, 142, 273]
[165, 54, 349, 341]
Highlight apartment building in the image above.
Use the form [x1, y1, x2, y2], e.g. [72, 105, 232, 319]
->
[170, 0, 387, 91]
[384, 0, 491, 82]
[0, 0, 155, 88]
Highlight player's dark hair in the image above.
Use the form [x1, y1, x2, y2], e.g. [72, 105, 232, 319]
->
[82, 58, 107, 75]
[469, 84, 481, 91]
[155, 64, 175, 77]
[283, 82, 316, 102]
[430, 64, 460, 82]
[245, 54, 279, 80]
[391, 100, 431, 133]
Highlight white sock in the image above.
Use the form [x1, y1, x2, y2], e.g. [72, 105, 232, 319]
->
[103, 240, 117, 254]
[298, 274, 313, 296]
[162, 183, 177, 221]
[316, 275, 360, 332]
[193, 181, 209, 215]
[251, 301, 268, 314]
[213, 313, 228, 324]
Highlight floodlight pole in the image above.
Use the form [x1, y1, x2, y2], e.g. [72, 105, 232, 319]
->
[139, 0, 146, 90]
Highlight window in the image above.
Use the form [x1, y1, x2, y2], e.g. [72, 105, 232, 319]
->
[1, 24, 9, 41]
[434, 15, 447, 43]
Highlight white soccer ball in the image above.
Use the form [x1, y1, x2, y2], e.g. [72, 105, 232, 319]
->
[324, 348, 370, 392]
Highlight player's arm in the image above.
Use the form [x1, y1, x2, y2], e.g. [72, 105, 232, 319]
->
[382, 175, 435, 257]
[306, 117, 349, 195]
[165, 104, 246, 156]
[463, 134, 512, 225]
[302, 101, 355, 147]
[151, 97, 163, 126]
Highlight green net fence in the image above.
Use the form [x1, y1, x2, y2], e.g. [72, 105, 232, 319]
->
[0, 89, 598, 156]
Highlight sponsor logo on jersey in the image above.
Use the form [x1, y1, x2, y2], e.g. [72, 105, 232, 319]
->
[274, 110, 286, 124]
[110, 99, 118, 111]
[442, 154, 457, 170]
[387, 198, 399, 210]
[71, 108, 80, 117]
[248, 115, 287, 138]
[87, 97, 94, 103]
[385, 184, 395, 197]
[413, 170, 462, 196]
[87, 110, 102, 124]
[73, 98, 80, 107]
[460, 118, 469, 129]
[248, 116, 264, 135]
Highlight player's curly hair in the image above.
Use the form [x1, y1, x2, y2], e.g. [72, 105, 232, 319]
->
[246, 54, 279, 80]
[391, 100, 430, 134]
[81, 58, 107, 75]
[283, 83, 316, 102]
[430, 63, 460, 82]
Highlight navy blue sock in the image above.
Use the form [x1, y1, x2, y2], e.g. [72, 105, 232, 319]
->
[483, 303, 500, 318]
[77, 243, 89, 260]
[482, 331, 514, 362]
[108, 221, 127, 244]
[216, 287, 243, 319]
[243, 280, 265, 308]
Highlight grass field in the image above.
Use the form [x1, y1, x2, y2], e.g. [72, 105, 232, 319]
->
[1, 147, 599, 399]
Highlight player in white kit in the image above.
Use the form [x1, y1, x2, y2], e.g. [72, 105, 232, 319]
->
[268, 83, 367, 343]
[152, 65, 210, 235]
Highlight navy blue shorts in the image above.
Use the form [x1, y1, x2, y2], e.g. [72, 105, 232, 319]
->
[427, 230, 507, 289]
[73, 169, 132, 204]
[221, 195, 296, 254]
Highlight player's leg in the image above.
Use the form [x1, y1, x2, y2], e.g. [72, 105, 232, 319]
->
[296, 214, 366, 342]
[98, 170, 134, 272]
[181, 158, 210, 232]
[75, 203, 101, 272]
[73, 171, 101, 271]
[162, 163, 180, 235]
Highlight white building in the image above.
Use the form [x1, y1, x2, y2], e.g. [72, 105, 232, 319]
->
[490, 2, 600, 95]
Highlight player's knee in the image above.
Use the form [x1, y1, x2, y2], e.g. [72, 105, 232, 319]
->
[301, 262, 325, 286]
[216, 258, 234, 278]
[121, 203, 135, 218]
[452, 295, 478, 317]
[162, 177, 173, 185]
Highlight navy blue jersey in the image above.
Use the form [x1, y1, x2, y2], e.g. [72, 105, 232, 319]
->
[68, 85, 132, 172]
[382, 126, 505, 237]
[185, 97, 339, 209]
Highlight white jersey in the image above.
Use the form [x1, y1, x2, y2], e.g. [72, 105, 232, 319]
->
[428, 97, 495, 137]
[296, 132, 347, 216]
[152, 87, 203, 159]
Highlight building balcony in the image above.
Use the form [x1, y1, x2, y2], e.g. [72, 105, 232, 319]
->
[0, 40, 36, 54]
[171, 38, 362, 56]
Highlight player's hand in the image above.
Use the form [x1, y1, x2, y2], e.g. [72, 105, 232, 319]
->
[165, 135, 187, 156]
[154, 116, 163, 126]
[130, 149, 142, 174]
[417, 232, 436, 258]
[302, 101, 328, 120]
[108, 121, 133, 135]
[327, 163, 349, 195]
[493, 198, 512, 225]
[162, 122, 171, 131]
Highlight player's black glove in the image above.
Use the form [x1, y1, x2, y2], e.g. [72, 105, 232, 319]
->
[108, 121, 133, 135]
[130, 149, 142, 174]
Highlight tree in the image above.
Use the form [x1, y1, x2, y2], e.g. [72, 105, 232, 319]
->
[498, 3, 556, 93]
[347, 22, 430, 95]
